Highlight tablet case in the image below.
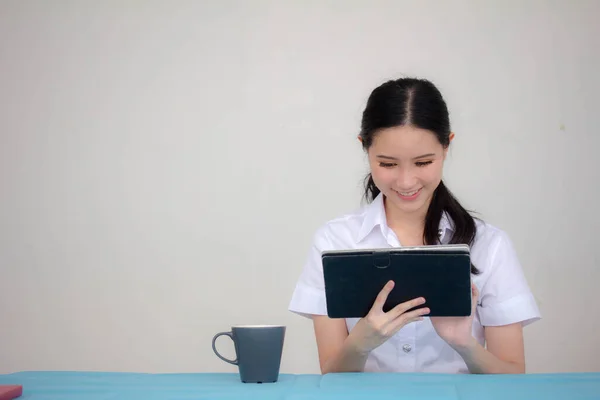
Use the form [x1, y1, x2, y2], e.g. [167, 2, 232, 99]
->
[322, 245, 472, 318]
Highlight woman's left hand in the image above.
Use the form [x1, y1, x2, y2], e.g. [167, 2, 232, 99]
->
[430, 283, 479, 349]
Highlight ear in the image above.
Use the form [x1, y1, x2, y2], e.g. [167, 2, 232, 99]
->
[442, 133, 455, 160]
[357, 135, 363, 144]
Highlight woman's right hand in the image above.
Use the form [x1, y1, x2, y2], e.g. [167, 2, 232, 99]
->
[347, 280, 430, 354]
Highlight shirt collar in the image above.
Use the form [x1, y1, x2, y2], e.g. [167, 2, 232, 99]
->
[357, 193, 387, 243]
[438, 211, 454, 243]
[356, 193, 454, 244]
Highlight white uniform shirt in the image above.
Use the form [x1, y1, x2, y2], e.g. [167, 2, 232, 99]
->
[288, 193, 541, 373]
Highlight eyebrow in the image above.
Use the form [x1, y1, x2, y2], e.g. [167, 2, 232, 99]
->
[376, 153, 436, 160]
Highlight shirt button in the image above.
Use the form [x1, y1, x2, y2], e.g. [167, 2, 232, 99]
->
[402, 344, 412, 353]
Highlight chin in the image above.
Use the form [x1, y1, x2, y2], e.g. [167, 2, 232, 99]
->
[387, 196, 423, 212]
[385, 191, 431, 215]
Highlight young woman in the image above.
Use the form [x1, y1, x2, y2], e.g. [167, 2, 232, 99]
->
[288, 78, 541, 374]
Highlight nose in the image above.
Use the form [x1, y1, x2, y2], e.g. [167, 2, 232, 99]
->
[395, 166, 418, 190]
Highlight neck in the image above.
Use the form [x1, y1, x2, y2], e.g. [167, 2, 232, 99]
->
[383, 195, 429, 233]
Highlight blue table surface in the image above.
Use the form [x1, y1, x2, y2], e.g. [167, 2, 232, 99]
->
[0, 371, 599, 399]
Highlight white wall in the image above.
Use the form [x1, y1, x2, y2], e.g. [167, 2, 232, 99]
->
[1, 0, 598, 374]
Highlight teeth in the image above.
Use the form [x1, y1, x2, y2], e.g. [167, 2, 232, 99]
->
[399, 189, 419, 196]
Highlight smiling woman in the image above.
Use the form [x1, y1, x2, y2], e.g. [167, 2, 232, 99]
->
[365, 125, 450, 244]
[358, 79, 474, 254]
[288, 77, 541, 375]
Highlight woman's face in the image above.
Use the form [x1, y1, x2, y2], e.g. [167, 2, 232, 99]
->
[367, 125, 447, 218]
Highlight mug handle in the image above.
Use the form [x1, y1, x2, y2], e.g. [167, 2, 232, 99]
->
[212, 331, 238, 365]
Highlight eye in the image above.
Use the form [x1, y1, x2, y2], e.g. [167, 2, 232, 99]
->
[415, 161, 433, 167]
[379, 162, 396, 168]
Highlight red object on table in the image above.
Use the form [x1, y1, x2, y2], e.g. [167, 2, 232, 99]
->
[0, 385, 22, 400]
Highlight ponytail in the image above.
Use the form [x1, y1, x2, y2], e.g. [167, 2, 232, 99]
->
[363, 173, 380, 203]
[425, 180, 480, 274]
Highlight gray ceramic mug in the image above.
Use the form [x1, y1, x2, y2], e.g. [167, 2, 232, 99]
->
[212, 325, 286, 383]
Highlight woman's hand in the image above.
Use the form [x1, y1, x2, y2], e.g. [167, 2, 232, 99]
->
[347, 280, 430, 354]
[430, 282, 479, 349]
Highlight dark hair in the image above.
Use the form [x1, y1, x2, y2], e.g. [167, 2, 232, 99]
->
[359, 77, 479, 274]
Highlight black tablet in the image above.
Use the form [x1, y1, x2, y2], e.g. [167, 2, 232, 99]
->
[321, 244, 472, 318]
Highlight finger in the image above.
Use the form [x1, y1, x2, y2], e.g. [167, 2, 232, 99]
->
[471, 283, 479, 314]
[472, 283, 479, 300]
[399, 306, 431, 322]
[389, 296, 426, 318]
[372, 280, 394, 311]
[388, 307, 430, 333]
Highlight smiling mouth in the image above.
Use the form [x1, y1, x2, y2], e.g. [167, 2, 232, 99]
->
[394, 188, 423, 199]
[397, 189, 420, 196]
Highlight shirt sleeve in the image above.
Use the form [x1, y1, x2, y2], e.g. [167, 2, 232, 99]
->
[288, 226, 332, 318]
[477, 230, 541, 327]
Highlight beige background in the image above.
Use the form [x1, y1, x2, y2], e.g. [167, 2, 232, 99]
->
[1, 0, 599, 374]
